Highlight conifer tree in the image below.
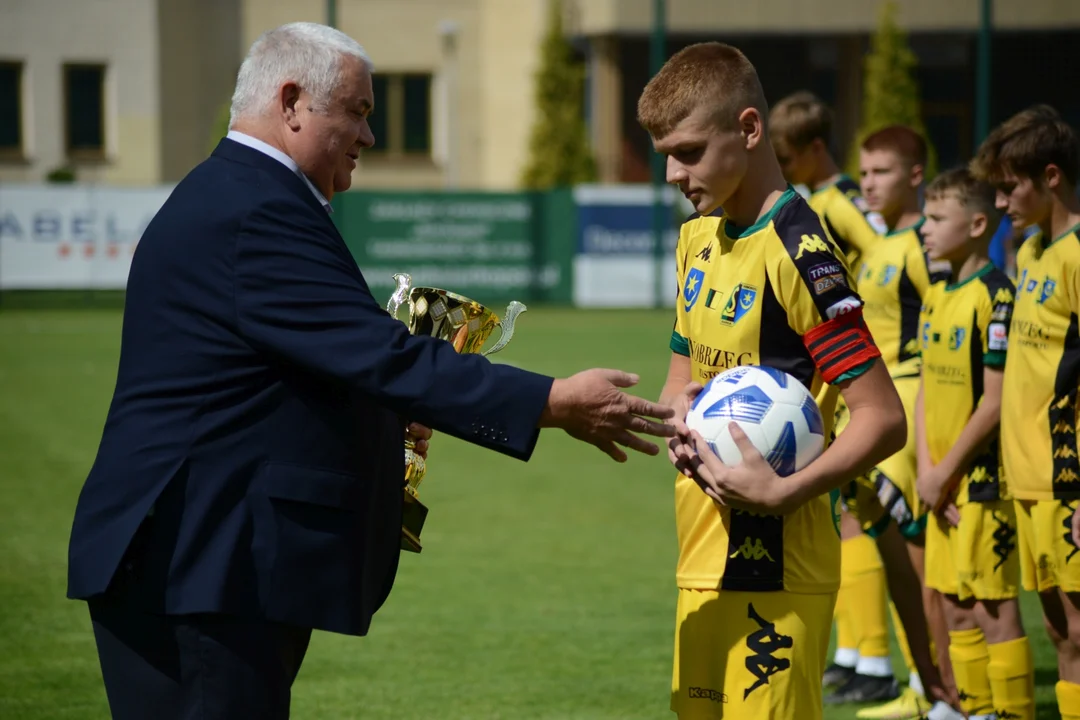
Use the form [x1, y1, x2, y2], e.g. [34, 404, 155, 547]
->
[847, 0, 938, 179]
[520, 0, 597, 189]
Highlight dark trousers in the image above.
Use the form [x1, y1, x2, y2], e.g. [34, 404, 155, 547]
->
[89, 593, 311, 720]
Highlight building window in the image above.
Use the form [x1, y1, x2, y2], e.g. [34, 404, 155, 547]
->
[0, 62, 23, 159]
[64, 63, 107, 160]
[368, 73, 432, 157]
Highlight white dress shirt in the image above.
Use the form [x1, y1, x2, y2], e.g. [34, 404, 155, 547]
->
[226, 130, 333, 214]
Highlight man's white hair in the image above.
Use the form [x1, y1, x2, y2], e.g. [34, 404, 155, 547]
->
[229, 22, 372, 126]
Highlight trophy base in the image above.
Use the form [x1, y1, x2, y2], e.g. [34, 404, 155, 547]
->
[401, 486, 428, 553]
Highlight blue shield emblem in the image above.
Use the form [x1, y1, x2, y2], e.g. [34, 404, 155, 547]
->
[683, 267, 705, 312]
[948, 326, 967, 351]
[1039, 278, 1057, 304]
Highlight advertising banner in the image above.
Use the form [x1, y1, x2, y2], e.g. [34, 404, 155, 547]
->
[0, 185, 173, 289]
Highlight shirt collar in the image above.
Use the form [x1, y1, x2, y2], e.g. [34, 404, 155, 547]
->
[226, 130, 333, 214]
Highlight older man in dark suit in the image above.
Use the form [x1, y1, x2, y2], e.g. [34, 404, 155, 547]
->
[67, 21, 673, 720]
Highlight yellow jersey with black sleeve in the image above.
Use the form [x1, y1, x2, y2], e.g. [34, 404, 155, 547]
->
[919, 264, 1015, 505]
[856, 219, 951, 379]
[1001, 224, 1080, 500]
[670, 187, 882, 594]
[808, 174, 887, 269]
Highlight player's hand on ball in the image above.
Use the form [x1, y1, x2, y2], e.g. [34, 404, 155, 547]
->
[406, 422, 432, 460]
[688, 425, 787, 514]
[667, 381, 703, 478]
[541, 369, 676, 462]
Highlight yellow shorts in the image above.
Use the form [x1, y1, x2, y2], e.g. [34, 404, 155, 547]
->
[924, 500, 1020, 601]
[671, 588, 835, 720]
[834, 377, 924, 538]
[1015, 499, 1080, 593]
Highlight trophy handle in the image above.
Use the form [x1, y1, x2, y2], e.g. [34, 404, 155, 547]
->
[482, 301, 527, 356]
[386, 273, 413, 320]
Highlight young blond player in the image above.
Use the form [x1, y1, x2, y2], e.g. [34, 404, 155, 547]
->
[769, 91, 897, 704]
[637, 42, 909, 720]
[917, 167, 1033, 720]
[972, 104, 1080, 720]
[849, 126, 962, 720]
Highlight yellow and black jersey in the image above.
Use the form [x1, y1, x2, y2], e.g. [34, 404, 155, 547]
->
[857, 219, 951, 379]
[1002, 223, 1080, 500]
[808, 175, 888, 269]
[671, 187, 881, 595]
[919, 264, 1015, 504]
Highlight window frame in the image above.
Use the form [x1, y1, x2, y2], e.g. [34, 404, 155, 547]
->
[63, 62, 108, 163]
[365, 72, 432, 160]
[0, 60, 26, 162]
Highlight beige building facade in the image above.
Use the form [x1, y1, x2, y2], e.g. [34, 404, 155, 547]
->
[0, 0, 1077, 189]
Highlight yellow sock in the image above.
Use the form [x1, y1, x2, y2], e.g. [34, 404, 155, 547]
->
[844, 535, 890, 660]
[1058, 680, 1080, 720]
[947, 628, 993, 716]
[982, 636, 1033, 719]
[835, 541, 856, 657]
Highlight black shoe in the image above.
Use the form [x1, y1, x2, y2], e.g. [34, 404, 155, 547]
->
[822, 662, 856, 689]
[824, 673, 900, 704]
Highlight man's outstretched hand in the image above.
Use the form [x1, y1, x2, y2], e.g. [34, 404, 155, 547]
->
[540, 369, 676, 462]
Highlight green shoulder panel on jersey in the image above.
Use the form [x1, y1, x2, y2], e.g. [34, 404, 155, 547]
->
[978, 267, 1016, 369]
[771, 193, 861, 323]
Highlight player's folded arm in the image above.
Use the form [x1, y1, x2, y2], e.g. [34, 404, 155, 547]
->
[232, 203, 551, 458]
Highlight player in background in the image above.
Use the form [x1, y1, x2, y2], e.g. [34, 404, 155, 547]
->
[849, 126, 962, 720]
[770, 91, 889, 268]
[637, 41, 909, 720]
[917, 167, 1033, 720]
[769, 90, 897, 705]
[972, 104, 1080, 720]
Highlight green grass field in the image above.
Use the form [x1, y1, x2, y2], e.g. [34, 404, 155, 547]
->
[0, 308, 1061, 718]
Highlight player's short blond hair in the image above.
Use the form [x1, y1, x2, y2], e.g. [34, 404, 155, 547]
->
[637, 42, 768, 140]
[769, 91, 833, 150]
[970, 104, 1079, 187]
[861, 125, 928, 170]
[925, 167, 1001, 227]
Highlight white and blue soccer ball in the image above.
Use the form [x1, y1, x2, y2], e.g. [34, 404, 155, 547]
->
[686, 366, 825, 476]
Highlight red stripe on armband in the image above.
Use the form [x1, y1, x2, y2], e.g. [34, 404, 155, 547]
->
[802, 307, 881, 383]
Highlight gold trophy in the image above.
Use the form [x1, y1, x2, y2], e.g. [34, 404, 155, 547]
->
[385, 272, 527, 553]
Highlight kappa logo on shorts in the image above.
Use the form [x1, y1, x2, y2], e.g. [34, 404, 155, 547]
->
[991, 511, 1016, 572]
[1063, 501, 1080, 563]
[743, 603, 792, 699]
[688, 687, 728, 704]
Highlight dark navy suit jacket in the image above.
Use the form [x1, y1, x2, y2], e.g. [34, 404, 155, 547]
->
[67, 138, 553, 636]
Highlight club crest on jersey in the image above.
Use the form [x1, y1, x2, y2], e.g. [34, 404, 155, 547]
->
[877, 264, 899, 286]
[684, 267, 705, 312]
[1039, 277, 1057, 304]
[720, 284, 758, 325]
[948, 326, 967, 351]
